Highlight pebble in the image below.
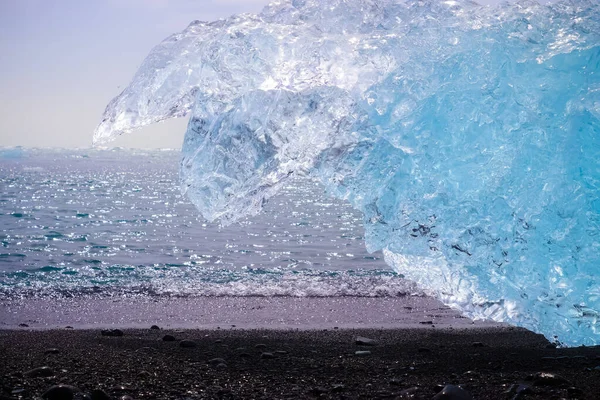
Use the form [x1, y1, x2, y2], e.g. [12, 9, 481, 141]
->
[567, 387, 584, 396]
[530, 372, 570, 387]
[255, 343, 267, 350]
[150, 325, 160, 330]
[179, 339, 197, 348]
[397, 387, 419, 397]
[471, 342, 485, 347]
[208, 358, 227, 366]
[432, 385, 473, 400]
[45, 348, 60, 355]
[24, 366, 55, 378]
[261, 352, 275, 359]
[354, 351, 371, 357]
[90, 389, 112, 400]
[331, 384, 345, 393]
[101, 329, 123, 337]
[42, 384, 80, 400]
[239, 352, 252, 358]
[162, 334, 176, 342]
[355, 336, 377, 346]
[504, 384, 531, 396]
[18, 323, 29, 327]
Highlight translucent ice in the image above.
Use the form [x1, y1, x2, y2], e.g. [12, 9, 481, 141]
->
[95, 0, 600, 346]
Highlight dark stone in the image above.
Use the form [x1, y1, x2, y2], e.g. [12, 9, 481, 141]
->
[418, 347, 431, 353]
[567, 387, 584, 396]
[355, 336, 377, 346]
[90, 389, 112, 400]
[331, 384, 345, 393]
[504, 384, 532, 397]
[531, 372, 571, 387]
[179, 339, 197, 348]
[150, 325, 160, 330]
[419, 321, 434, 324]
[471, 342, 485, 347]
[42, 385, 80, 400]
[432, 385, 473, 400]
[239, 352, 252, 358]
[254, 343, 267, 349]
[208, 358, 227, 366]
[65, 326, 73, 329]
[260, 352, 274, 359]
[308, 387, 328, 396]
[398, 387, 419, 397]
[101, 329, 123, 337]
[354, 350, 371, 357]
[24, 366, 55, 378]
[45, 348, 60, 355]
[162, 334, 176, 342]
[18, 323, 29, 327]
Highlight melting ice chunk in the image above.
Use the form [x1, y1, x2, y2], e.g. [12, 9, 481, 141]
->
[95, 0, 600, 346]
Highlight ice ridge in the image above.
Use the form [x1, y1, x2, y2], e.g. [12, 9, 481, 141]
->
[95, 0, 600, 346]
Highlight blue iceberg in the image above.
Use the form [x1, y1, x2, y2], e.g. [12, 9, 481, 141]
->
[95, 0, 600, 346]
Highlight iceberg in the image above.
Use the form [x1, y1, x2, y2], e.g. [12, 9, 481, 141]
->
[95, 0, 600, 346]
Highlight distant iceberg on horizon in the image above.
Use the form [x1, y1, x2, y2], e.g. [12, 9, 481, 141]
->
[95, 0, 600, 346]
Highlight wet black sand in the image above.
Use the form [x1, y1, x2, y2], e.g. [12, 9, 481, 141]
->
[1, 326, 599, 399]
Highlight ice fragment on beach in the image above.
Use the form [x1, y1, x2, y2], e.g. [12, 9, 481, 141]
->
[95, 0, 600, 346]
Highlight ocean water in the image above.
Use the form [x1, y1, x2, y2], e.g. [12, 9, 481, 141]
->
[0, 148, 420, 300]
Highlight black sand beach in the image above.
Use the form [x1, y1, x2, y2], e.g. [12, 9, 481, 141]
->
[2, 326, 599, 400]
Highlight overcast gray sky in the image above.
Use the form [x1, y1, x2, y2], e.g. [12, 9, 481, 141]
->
[0, 0, 549, 149]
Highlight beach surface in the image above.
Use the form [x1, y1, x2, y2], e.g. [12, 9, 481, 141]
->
[2, 326, 599, 400]
[2, 296, 600, 400]
[1, 295, 499, 331]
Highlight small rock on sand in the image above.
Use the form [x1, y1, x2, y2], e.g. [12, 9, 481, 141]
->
[150, 325, 160, 330]
[42, 384, 80, 400]
[25, 366, 55, 378]
[208, 358, 227, 366]
[354, 351, 371, 357]
[101, 329, 123, 337]
[90, 389, 112, 400]
[355, 336, 377, 346]
[261, 352, 275, 359]
[162, 334, 176, 342]
[530, 372, 570, 387]
[45, 348, 60, 355]
[179, 339, 197, 348]
[432, 384, 473, 400]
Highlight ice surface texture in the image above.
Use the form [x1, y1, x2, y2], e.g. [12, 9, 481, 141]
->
[95, 0, 600, 346]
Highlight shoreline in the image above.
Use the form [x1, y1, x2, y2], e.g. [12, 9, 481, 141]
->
[1, 295, 504, 331]
[2, 326, 599, 399]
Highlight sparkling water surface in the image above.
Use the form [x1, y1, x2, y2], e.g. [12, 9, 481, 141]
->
[0, 148, 416, 298]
